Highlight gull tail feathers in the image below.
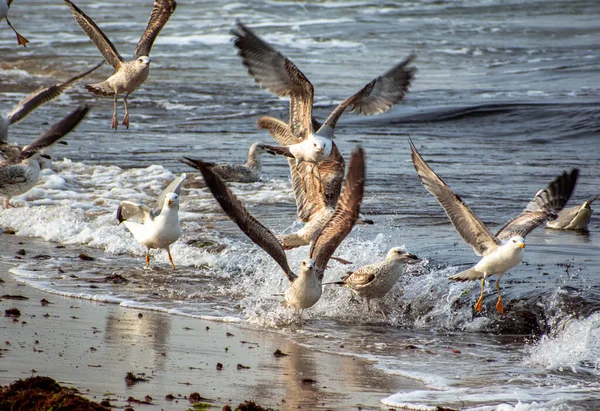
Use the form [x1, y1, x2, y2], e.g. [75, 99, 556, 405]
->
[449, 267, 483, 282]
[85, 81, 115, 96]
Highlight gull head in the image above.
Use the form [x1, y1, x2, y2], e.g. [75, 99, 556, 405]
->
[386, 247, 419, 263]
[165, 192, 179, 208]
[300, 259, 315, 274]
[508, 236, 526, 249]
[136, 56, 151, 67]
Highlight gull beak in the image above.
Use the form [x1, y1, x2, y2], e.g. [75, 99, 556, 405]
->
[519, 243, 525, 248]
[167, 199, 173, 206]
[316, 147, 323, 153]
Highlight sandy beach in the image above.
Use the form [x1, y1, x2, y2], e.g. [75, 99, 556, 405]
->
[0, 233, 424, 410]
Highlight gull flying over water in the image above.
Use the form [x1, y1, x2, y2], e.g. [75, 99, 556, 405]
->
[547, 196, 596, 231]
[196, 146, 365, 313]
[0, 105, 90, 209]
[180, 142, 271, 184]
[409, 139, 578, 314]
[64, 0, 176, 129]
[0, 0, 28, 46]
[232, 21, 415, 188]
[1, 61, 103, 143]
[116, 173, 186, 269]
[328, 247, 419, 312]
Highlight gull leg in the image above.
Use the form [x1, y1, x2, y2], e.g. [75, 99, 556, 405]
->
[122, 93, 130, 129]
[145, 249, 150, 268]
[5, 18, 29, 47]
[495, 280, 504, 315]
[474, 278, 485, 312]
[2, 198, 10, 209]
[365, 299, 371, 313]
[112, 93, 118, 129]
[167, 248, 176, 270]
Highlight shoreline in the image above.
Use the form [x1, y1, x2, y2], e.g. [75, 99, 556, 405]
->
[0, 233, 424, 410]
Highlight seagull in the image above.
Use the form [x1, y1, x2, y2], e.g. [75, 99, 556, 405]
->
[0, 0, 28, 46]
[179, 142, 271, 183]
[409, 139, 578, 314]
[328, 247, 419, 312]
[0, 105, 90, 208]
[1, 61, 104, 143]
[232, 21, 415, 188]
[195, 146, 365, 313]
[547, 196, 596, 231]
[64, 0, 177, 129]
[116, 173, 186, 269]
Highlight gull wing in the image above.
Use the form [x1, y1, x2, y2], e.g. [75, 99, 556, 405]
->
[20, 105, 90, 160]
[196, 158, 297, 283]
[495, 169, 579, 240]
[257, 116, 303, 146]
[133, 0, 177, 58]
[410, 138, 499, 256]
[318, 55, 416, 131]
[64, 0, 124, 69]
[232, 21, 314, 139]
[343, 268, 376, 287]
[154, 173, 186, 214]
[7, 61, 103, 126]
[310, 146, 365, 280]
[116, 201, 153, 223]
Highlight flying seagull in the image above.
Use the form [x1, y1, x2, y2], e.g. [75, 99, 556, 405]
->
[116, 173, 186, 269]
[0, 0, 28, 46]
[328, 247, 419, 312]
[196, 146, 365, 313]
[232, 21, 415, 188]
[1, 61, 103, 143]
[409, 139, 578, 314]
[180, 142, 272, 184]
[64, 0, 177, 129]
[547, 196, 596, 231]
[0, 105, 90, 208]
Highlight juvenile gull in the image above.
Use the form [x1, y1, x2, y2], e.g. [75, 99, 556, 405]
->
[179, 142, 271, 183]
[64, 0, 176, 129]
[409, 139, 578, 314]
[0, 0, 28, 46]
[0, 105, 90, 208]
[547, 196, 596, 231]
[232, 21, 415, 188]
[116, 173, 186, 269]
[328, 247, 419, 312]
[1, 61, 104, 143]
[196, 147, 365, 313]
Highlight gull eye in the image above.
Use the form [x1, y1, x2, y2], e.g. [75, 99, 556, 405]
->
[313, 143, 317, 147]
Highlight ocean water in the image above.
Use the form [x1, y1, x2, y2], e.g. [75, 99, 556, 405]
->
[1, 0, 599, 409]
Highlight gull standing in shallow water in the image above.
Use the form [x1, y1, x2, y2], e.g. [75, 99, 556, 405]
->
[232, 21, 415, 189]
[179, 142, 271, 183]
[64, 0, 176, 129]
[196, 147, 365, 315]
[0, 105, 90, 209]
[0, 0, 28, 46]
[547, 196, 596, 231]
[328, 247, 419, 312]
[409, 139, 578, 314]
[116, 173, 186, 270]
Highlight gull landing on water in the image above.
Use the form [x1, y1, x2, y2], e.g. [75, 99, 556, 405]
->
[116, 174, 186, 270]
[196, 147, 365, 317]
[64, 0, 176, 129]
[0, 0, 28, 46]
[0, 105, 90, 209]
[232, 22, 415, 190]
[409, 139, 578, 315]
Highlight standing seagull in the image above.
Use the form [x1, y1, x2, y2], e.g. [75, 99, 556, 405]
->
[0, 105, 90, 208]
[409, 139, 578, 314]
[0, 0, 28, 46]
[64, 0, 176, 129]
[116, 173, 186, 269]
[232, 22, 415, 187]
[329, 247, 419, 312]
[196, 147, 365, 313]
[1, 61, 103, 143]
[547, 196, 596, 231]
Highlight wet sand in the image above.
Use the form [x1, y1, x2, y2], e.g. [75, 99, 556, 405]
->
[0, 234, 424, 410]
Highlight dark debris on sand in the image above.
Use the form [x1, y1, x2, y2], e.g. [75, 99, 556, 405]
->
[0, 376, 109, 410]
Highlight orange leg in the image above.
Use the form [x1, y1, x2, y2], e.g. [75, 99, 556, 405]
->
[167, 249, 176, 270]
[145, 250, 150, 268]
[474, 278, 485, 312]
[112, 93, 119, 129]
[6, 18, 29, 47]
[495, 280, 504, 315]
